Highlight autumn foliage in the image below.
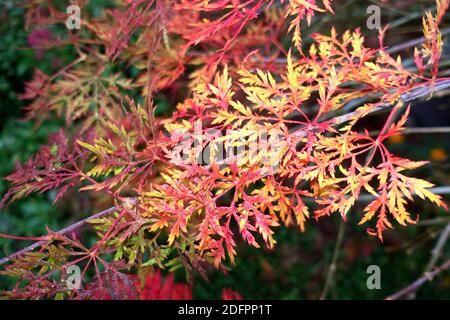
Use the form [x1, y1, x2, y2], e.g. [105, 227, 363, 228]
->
[0, 0, 449, 299]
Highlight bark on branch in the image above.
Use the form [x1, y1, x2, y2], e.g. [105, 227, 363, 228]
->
[386, 258, 450, 300]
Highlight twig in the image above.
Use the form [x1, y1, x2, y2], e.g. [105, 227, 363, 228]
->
[330, 80, 450, 127]
[288, 79, 450, 138]
[416, 216, 450, 227]
[425, 222, 450, 272]
[385, 258, 450, 300]
[356, 186, 450, 203]
[369, 126, 450, 136]
[424, 222, 450, 271]
[403, 222, 450, 298]
[386, 27, 450, 55]
[384, 228, 441, 254]
[320, 219, 346, 300]
[0, 198, 136, 266]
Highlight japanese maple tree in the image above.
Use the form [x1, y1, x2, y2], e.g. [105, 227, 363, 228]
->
[0, 0, 449, 299]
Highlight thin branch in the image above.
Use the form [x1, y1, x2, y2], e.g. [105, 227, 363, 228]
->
[356, 186, 450, 203]
[0, 198, 136, 266]
[425, 222, 450, 273]
[288, 79, 450, 138]
[385, 27, 450, 55]
[369, 126, 450, 136]
[404, 221, 450, 298]
[320, 219, 346, 300]
[416, 216, 450, 227]
[330, 80, 450, 127]
[385, 258, 450, 300]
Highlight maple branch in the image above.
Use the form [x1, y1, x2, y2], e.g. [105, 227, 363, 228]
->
[404, 221, 450, 298]
[288, 79, 450, 139]
[385, 27, 450, 55]
[0, 198, 137, 266]
[320, 219, 346, 300]
[356, 186, 450, 203]
[425, 222, 450, 274]
[2, 186, 447, 268]
[330, 80, 450, 127]
[369, 126, 450, 136]
[416, 216, 450, 226]
[385, 258, 450, 300]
